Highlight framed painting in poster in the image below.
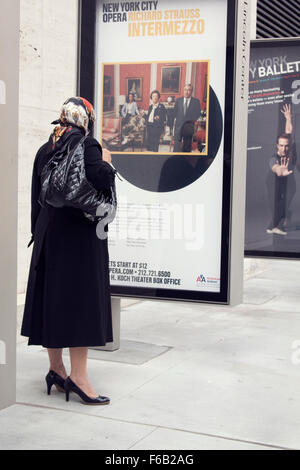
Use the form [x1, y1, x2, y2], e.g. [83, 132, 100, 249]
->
[126, 78, 143, 101]
[161, 66, 181, 94]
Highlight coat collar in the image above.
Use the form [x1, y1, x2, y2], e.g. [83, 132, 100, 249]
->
[151, 103, 162, 109]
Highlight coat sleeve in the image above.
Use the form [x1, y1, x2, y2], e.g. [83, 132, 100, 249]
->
[84, 139, 116, 191]
[161, 105, 167, 125]
[195, 98, 201, 119]
[28, 146, 46, 247]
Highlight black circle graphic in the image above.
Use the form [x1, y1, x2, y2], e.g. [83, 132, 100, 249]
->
[111, 87, 223, 192]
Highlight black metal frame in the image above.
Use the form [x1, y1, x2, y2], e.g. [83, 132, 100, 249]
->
[78, 0, 237, 303]
[245, 38, 300, 261]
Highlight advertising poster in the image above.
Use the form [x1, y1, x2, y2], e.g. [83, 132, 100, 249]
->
[246, 40, 300, 258]
[94, 0, 237, 302]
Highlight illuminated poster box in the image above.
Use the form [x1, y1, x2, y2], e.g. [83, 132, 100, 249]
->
[245, 38, 300, 260]
[79, 0, 250, 304]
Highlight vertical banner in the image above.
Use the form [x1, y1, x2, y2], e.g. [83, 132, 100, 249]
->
[246, 39, 300, 258]
[80, 0, 249, 303]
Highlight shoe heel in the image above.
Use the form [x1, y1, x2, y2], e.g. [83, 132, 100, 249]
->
[46, 370, 66, 396]
[65, 390, 70, 402]
[46, 378, 53, 396]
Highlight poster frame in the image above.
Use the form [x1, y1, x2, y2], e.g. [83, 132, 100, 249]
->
[78, 0, 241, 304]
[245, 37, 300, 261]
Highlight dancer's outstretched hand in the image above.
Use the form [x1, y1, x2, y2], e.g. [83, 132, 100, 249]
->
[276, 157, 293, 176]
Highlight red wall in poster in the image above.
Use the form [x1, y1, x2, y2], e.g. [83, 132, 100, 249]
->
[104, 62, 208, 113]
[120, 64, 151, 110]
[194, 62, 208, 111]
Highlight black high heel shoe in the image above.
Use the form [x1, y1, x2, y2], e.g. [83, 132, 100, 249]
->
[64, 377, 110, 406]
[45, 370, 66, 395]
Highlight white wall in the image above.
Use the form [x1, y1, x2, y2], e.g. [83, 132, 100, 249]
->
[18, 0, 79, 295]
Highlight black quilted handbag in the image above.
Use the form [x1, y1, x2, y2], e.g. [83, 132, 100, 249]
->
[39, 135, 118, 224]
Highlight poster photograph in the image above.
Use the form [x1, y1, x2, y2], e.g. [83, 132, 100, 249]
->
[101, 60, 209, 155]
[246, 39, 300, 258]
[85, 0, 244, 303]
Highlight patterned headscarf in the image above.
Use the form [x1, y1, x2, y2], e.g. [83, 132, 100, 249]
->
[51, 97, 96, 147]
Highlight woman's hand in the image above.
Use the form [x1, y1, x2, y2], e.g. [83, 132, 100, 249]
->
[102, 148, 112, 164]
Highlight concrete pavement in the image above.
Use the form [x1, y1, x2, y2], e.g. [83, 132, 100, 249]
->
[0, 258, 300, 450]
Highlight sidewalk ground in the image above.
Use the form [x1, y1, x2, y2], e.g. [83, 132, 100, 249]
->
[0, 258, 300, 450]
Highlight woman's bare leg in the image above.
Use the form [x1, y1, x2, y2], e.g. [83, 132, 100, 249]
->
[69, 347, 98, 398]
[47, 349, 68, 379]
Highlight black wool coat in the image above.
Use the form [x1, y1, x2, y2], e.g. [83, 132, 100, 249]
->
[145, 103, 167, 130]
[21, 128, 116, 348]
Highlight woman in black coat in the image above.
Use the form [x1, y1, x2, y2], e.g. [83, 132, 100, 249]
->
[143, 90, 167, 152]
[21, 97, 116, 405]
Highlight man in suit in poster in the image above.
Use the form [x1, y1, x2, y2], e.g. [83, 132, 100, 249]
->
[173, 83, 202, 152]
